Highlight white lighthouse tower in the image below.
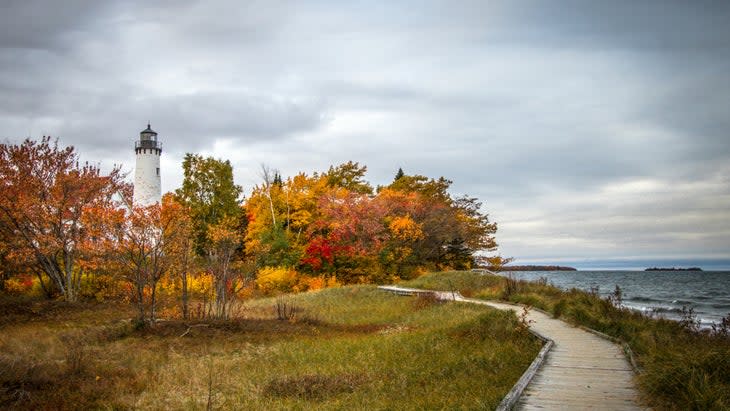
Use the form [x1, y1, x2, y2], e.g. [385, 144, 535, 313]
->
[133, 123, 162, 206]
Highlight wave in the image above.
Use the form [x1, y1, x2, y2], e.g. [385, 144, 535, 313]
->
[629, 295, 660, 303]
[650, 307, 685, 314]
[622, 303, 725, 327]
[529, 270, 730, 325]
[622, 303, 683, 314]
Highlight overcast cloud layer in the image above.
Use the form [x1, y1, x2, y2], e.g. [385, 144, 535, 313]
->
[2, 1, 729, 268]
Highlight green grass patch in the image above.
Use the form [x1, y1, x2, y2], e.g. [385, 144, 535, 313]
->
[404, 271, 730, 410]
[0, 285, 540, 410]
[404, 270, 504, 298]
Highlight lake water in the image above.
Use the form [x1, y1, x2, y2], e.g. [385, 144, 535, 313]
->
[500, 270, 730, 327]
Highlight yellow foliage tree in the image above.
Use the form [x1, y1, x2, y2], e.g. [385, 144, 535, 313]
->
[255, 266, 299, 293]
[207, 216, 242, 319]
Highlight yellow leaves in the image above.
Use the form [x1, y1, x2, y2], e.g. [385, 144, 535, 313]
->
[189, 272, 214, 296]
[388, 215, 424, 241]
[289, 209, 312, 230]
[255, 266, 298, 293]
[2, 275, 36, 295]
[244, 171, 324, 257]
[254, 266, 340, 294]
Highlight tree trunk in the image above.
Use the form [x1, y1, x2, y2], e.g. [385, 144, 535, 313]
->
[150, 280, 157, 325]
[181, 270, 189, 320]
[34, 270, 54, 299]
[136, 276, 146, 325]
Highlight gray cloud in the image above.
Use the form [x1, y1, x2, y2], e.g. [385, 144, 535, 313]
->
[0, 0, 109, 49]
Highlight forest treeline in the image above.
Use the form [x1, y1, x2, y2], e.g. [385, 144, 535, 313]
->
[0, 138, 504, 324]
[501, 265, 577, 271]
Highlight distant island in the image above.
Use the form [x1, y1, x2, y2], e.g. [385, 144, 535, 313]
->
[500, 265, 577, 272]
[645, 267, 703, 271]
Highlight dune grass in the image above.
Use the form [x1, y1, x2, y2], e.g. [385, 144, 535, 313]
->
[404, 271, 730, 410]
[0, 285, 541, 410]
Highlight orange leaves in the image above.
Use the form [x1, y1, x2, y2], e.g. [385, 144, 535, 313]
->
[388, 215, 424, 241]
[0, 137, 128, 301]
[207, 216, 240, 246]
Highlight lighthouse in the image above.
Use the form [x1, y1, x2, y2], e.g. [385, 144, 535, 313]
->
[133, 123, 162, 205]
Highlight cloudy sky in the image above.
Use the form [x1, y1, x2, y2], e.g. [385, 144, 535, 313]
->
[2, 1, 729, 269]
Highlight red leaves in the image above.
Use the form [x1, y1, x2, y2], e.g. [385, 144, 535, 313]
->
[301, 235, 354, 272]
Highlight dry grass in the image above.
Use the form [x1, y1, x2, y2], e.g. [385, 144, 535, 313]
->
[0, 285, 541, 410]
[263, 373, 369, 400]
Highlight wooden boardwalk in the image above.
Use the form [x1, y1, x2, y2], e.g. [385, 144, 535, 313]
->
[379, 286, 644, 410]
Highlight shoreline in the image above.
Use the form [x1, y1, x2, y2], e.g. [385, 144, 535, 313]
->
[501, 270, 730, 328]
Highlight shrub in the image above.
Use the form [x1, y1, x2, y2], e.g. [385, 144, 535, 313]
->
[412, 292, 439, 310]
[3, 274, 35, 295]
[79, 274, 126, 302]
[553, 298, 567, 318]
[275, 297, 298, 321]
[256, 266, 298, 293]
[501, 274, 521, 299]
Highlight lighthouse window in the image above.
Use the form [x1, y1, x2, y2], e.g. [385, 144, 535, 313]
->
[156, 168, 160, 176]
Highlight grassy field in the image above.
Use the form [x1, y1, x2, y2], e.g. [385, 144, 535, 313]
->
[405, 271, 730, 410]
[0, 285, 541, 410]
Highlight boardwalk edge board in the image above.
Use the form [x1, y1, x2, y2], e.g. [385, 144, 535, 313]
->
[495, 336, 554, 411]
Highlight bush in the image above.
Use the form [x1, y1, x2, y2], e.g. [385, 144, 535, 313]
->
[296, 275, 340, 292]
[3, 274, 35, 295]
[553, 298, 567, 318]
[79, 274, 126, 302]
[256, 266, 298, 293]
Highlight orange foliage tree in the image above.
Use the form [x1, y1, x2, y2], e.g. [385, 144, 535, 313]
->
[112, 203, 168, 325]
[160, 193, 195, 319]
[0, 137, 126, 302]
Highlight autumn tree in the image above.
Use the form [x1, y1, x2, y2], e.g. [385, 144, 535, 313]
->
[174, 154, 242, 255]
[0, 137, 126, 302]
[379, 213, 424, 278]
[0, 212, 24, 291]
[380, 172, 497, 271]
[244, 171, 328, 269]
[324, 161, 373, 194]
[301, 188, 388, 282]
[394, 167, 405, 182]
[385, 174, 453, 203]
[0, 220, 39, 293]
[160, 193, 195, 319]
[174, 154, 246, 318]
[207, 216, 243, 319]
[112, 204, 170, 325]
